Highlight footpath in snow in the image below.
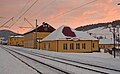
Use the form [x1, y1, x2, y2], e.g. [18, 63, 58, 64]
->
[0, 45, 38, 74]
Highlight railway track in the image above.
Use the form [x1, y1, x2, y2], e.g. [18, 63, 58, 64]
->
[2, 46, 73, 74]
[2, 45, 120, 74]
[10, 47, 120, 74]
[2, 46, 113, 74]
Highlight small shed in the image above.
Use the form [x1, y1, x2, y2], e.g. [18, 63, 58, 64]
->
[8, 35, 24, 46]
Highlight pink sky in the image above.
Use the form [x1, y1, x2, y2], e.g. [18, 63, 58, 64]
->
[0, 0, 120, 34]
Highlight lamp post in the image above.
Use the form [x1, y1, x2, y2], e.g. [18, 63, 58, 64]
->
[116, 25, 120, 54]
[108, 24, 120, 58]
[117, 2, 120, 57]
[35, 19, 38, 49]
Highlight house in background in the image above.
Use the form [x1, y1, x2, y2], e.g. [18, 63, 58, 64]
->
[24, 22, 55, 49]
[99, 39, 115, 53]
[7, 35, 24, 46]
[39, 25, 99, 53]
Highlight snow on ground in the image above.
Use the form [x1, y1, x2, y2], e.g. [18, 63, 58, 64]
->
[86, 27, 114, 39]
[7, 45, 120, 71]
[0, 45, 38, 74]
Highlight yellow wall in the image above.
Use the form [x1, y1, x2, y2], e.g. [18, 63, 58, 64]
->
[40, 40, 99, 53]
[8, 37, 24, 46]
[38, 41, 57, 51]
[91, 40, 99, 52]
[24, 32, 35, 48]
[99, 44, 114, 49]
[24, 32, 51, 49]
[58, 40, 92, 52]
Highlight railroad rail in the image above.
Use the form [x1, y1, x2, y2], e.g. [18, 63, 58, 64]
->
[11, 47, 120, 74]
[1, 46, 73, 74]
[1, 46, 111, 74]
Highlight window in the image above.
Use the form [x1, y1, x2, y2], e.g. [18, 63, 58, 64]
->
[44, 43, 46, 48]
[76, 43, 80, 49]
[70, 43, 74, 50]
[14, 38, 16, 41]
[92, 43, 95, 48]
[63, 43, 67, 50]
[44, 25, 48, 31]
[49, 43, 50, 48]
[44, 27, 48, 31]
[103, 45, 105, 48]
[82, 43, 86, 49]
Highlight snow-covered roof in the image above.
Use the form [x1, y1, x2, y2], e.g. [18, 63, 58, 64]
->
[42, 25, 97, 41]
[99, 39, 114, 44]
[10, 35, 24, 38]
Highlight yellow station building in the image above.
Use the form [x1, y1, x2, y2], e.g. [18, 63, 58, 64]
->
[8, 35, 24, 46]
[24, 22, 55, 49]
[39, 25, 99, 53]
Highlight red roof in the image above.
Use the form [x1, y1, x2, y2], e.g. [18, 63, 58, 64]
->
[62, 27, 76, 37]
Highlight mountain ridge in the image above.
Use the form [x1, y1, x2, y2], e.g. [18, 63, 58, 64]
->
[0, 30, 21, 41]
[75, 20, 120, 31]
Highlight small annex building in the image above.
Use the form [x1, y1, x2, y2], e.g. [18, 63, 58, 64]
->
[99, 39, 114, 49]
[40, 25, 99, 53]
[99, 39, 115, 53]
[7, 35, 24, 46]
[24, 22, 55, 49]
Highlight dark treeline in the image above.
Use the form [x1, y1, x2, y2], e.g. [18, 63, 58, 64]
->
[75, 20, 120, 31]
[0, 30, 21, 41]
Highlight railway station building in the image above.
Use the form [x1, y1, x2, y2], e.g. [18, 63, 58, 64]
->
[39, 25, 99, 53]
[24, 22, 55, 49]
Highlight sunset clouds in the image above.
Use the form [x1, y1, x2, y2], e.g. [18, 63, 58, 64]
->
[0, 0, 120, 34]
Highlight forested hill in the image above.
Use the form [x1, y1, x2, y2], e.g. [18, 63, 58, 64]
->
[0, 30, 21, 41]
[75, 20, 120, 31]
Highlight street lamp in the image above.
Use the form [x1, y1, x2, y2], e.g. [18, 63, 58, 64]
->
[108, 24, 120, 58]
[116, 25, 120, 50]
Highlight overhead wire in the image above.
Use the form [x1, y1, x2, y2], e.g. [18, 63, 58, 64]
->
[30, 0, 56, 18]
[0, 17, 14, 28]
[1, 0, 31, 29]
[15, 0, 31, 18]
[44, 0, 97, 22]
[10, 0, 38, 28]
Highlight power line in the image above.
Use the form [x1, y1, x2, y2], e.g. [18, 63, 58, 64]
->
[10, 0, 38, 28]
[0, 17, 14, 28]
[24, 17, 34, 28]
[44, 0, 97, 22]
[30, 0, 56, 18]
[15, 0, 31, 18]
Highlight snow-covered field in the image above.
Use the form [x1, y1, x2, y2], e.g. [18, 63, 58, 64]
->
[0, 45, 38, 74]
[86, 27, 120, 39]
[1, 45, 120, 74]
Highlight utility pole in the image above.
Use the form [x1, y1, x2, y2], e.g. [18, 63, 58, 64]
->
[35, 19, 38, 49]
[113, 28, 116, 58]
